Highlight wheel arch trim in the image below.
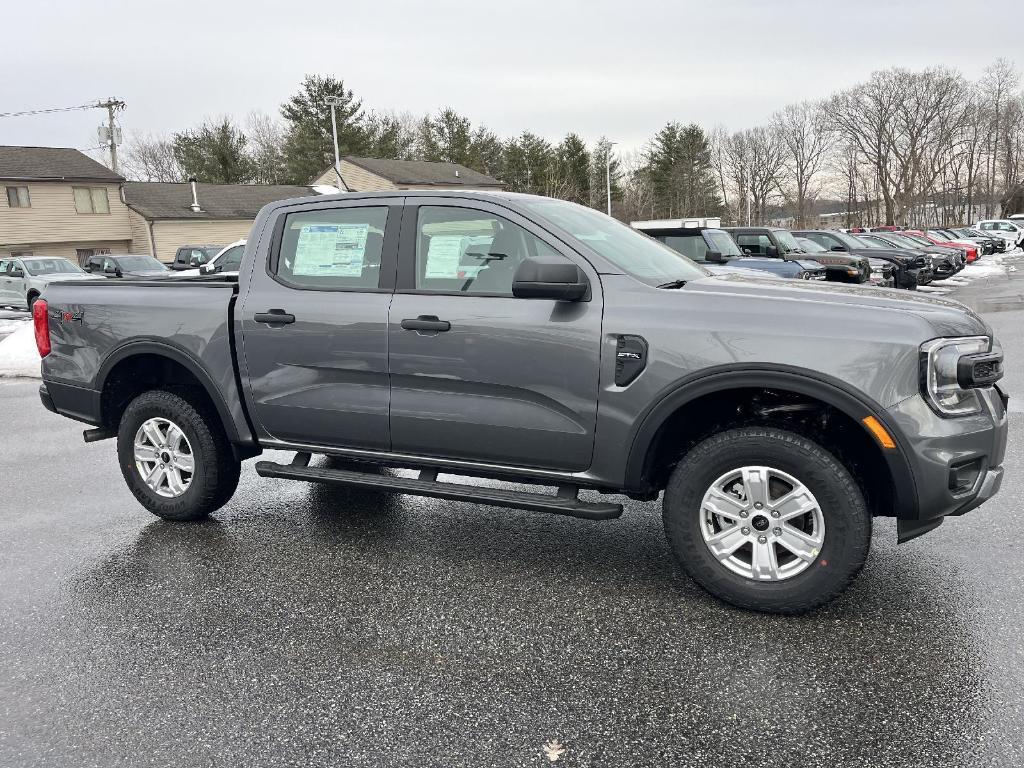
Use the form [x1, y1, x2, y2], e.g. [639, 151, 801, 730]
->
[95, 339, 242, 444]
[623, 364, 919, 517]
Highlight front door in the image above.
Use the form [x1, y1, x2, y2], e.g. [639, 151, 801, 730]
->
[388, 200, 603, 471]
[0, 260, 12, 304]
[238, 199, 400, 449]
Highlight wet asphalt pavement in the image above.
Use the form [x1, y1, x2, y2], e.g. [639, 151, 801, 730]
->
[2, 260, 1024, 767]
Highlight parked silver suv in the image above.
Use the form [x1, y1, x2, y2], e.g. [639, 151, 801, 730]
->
[0, 255, 99, 309]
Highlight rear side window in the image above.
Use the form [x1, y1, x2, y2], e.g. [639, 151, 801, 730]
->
[275, 207, 388, 289]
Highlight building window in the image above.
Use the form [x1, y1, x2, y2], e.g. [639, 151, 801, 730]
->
[73, 187, 110, 214]
[6, 186, 30, 208]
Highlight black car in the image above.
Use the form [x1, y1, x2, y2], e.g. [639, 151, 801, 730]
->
[170, 245, 224, 271]
[948, 227, 1001, 254]
[83, 254, 171, 279]
[860, 232, 962, 280]
[887, 232, 967, 274]
[793, 230, 930, 289]
[724, 227, 870, 284]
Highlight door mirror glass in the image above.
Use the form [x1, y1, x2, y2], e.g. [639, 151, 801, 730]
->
[705, 250, 725, 264]
[765, 245, 779, 257]
[104, 264, 117, 274]
[511, 256, 588, 301]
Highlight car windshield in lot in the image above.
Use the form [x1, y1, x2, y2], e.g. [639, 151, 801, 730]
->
[706, 230, 742, 256]
[883, 233, 925, 250]
[795, 237, 827, 253]
[521, 198, 708, 286]
[23, 259, 84, 276]
[116, 256, 167, 271]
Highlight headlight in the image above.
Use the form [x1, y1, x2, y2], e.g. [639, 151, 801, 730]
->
[800, 270, 811, 280]
[920, 336, 990, 416]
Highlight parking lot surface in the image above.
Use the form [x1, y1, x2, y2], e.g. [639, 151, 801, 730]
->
[2, 261, 1023, 767]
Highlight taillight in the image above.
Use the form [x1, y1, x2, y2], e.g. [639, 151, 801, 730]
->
[33, 299, 51, 358]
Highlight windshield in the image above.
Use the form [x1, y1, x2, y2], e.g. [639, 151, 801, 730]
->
[853, 236, 886, 249]
[23, 258, 84, 276]
[773, 230, 802, 253]
[521, 198, 708, 286]
[828, 231, 868, 249]
[883, 234, 922, 250]
[795, 237, 826, 253]
[117, 256, 167, 271]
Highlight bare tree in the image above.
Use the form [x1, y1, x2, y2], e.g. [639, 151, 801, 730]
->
[121, 133, 182, 182]
[773, 101, 834, 227]
[246, 111, 287, 184]
[980, 59, 1021, 216]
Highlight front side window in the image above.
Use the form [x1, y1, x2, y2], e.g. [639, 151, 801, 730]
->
[661, 235, 708, 261]
[276, 206, 388, 289]
[736, 234, 771, 254]
[705, 230, 742, 257]
[6, 186, 30, 208]
[415, 206, 561, 295]
[217, 245, 244, 271]
[73, 187, 110, 214]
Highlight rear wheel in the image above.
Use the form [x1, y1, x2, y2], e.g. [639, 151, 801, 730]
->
[663, 426, 871, 614]
[116, 389, 240, 521]
[27, 292, 39, 310]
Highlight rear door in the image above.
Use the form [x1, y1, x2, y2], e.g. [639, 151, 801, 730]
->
[0, 260, 12, 304]
[387, 199, 603, 471]
[238, 197, 400, 449]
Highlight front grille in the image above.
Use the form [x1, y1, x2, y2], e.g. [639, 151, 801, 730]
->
[914, 256, 927, 268]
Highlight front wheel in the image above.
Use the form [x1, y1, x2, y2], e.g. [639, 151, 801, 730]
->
[116, 389, 240, 521]
[663, 426, 871, 614]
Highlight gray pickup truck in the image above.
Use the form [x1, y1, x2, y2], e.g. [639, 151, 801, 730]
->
[35, 191, 1008, 613]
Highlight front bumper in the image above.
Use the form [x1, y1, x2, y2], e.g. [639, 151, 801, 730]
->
[887, 385, 1008, 542]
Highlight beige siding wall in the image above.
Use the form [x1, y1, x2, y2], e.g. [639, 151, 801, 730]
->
[313, 161, 396, 192]
[2, 240, 130, 260]
[0, 181, 132, 246]
[127, 208, 153, 255]
[152, 220, 254, 263]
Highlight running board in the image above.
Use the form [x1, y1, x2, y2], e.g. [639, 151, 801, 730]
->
[254, 460, 623, 520]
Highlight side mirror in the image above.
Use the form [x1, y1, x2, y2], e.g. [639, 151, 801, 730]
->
[705, 250, 725, 264]
[10, 267, 24, 278]
[742, 248, 752, 255]
[831, 245, 846, 252]
[199, 263, 213, 275]
[104, 264, 117, 274]
[511, 257, 588, 301]
[765, 245, 779, 257]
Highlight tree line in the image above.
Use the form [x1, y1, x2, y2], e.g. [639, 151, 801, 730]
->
[123, 61, 1024, 226]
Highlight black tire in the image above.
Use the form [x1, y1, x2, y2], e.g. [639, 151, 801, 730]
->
[27, 293, 39, 310]
[663, 426, 871, 614]
[116, 389, 240, 521]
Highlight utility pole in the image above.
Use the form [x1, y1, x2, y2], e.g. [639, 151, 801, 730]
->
[605, 141, 617, 217]
[96, 98, 125, 174]
[324, 96, 349, 192]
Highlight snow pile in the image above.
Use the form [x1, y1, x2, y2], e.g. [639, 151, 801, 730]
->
[964, 252, 1010, 280]
[0, 323, 42, 379]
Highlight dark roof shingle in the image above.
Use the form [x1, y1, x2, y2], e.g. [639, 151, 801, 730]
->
[124, 181, 314, 220]
[343, 156, 502, 187]
[0, 145, 123, 182]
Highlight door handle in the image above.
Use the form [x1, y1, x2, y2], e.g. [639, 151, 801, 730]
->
[254, 309, 295, 325]
[401, 315, 451, 332]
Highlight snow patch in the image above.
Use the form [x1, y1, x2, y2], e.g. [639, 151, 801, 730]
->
[0, 323, 42, 379]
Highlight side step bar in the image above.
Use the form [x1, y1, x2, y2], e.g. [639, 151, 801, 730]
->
[254, 459, 623, 521]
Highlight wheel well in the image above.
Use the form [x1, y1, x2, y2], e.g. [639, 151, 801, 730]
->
[641, 387, 897, 517]
[100, 354, 219, 433]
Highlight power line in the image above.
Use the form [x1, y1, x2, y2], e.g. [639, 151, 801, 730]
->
[0, 103, 97, 119]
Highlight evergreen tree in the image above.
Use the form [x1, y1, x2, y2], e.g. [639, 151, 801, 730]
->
[645, 122, 722, 218]
[590, 137, 622, 213]
[552, 133, 591, 203]
[468, 126, 505, 178]
[171, 118, 253, 183]
[280, 75, 367, 184]
[365, 112, 416, 160]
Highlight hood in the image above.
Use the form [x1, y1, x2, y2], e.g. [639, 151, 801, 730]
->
[36, 272, 102, 282]
[847, 247, 917, 264]
[686, 272, 989, 337]
[790, 259, 825, 270]
[122, 269, 171, 278]
[791, 250, 867, 267]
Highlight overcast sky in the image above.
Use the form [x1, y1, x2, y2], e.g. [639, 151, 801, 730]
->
[2, 0, 1021, 161]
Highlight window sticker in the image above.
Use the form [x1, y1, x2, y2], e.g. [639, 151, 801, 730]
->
[293, 223, 369, 277]
[424, 235, 465, 279]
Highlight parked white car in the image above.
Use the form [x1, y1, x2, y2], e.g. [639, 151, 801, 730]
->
[975, 220, 1024, 249]
[174, 240, 246, 278]
[0, 255, 101, 309]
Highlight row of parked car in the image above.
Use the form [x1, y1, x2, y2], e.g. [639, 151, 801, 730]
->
[0, 241, 246, 310]
[628, 217, 1017, 290]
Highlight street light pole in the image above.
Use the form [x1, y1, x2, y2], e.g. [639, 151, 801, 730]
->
[325, 96, 348, 192]
[605, 141, 617, 217]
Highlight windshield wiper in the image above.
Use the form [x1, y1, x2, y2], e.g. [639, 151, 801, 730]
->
[657, 279, 688, 289]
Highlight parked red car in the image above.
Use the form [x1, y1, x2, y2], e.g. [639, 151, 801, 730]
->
[903, 229, 978, 262]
